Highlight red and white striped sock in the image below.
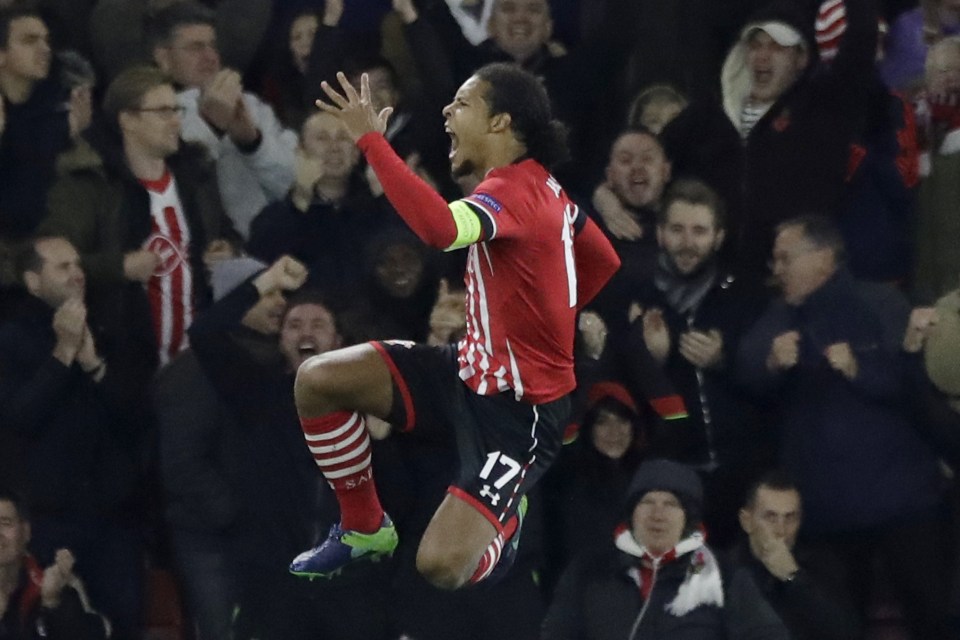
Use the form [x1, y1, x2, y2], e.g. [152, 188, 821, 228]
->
[469, 534, 504, 584]
[301, 411, 384, 533]
[467, 513, 519, 584]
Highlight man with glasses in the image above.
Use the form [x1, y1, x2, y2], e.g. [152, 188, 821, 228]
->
[736, 214, 952, 639]
[41, 64, 239, 371]
[149, 1, 297, 239]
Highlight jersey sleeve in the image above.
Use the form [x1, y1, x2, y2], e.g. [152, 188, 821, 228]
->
[358, 132, 461, 249]
[573, 214, 620, 309]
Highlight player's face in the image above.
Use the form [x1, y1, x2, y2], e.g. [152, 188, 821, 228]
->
[740, 487, 801, 554]
[488, 0, 553, 63]
[0, 17, 51, 83]
[590, 409, 634, 460]
[0, 500, 29, 572]
[26, 237, 86, 308]
[121, 85, 182, 159]
[656, 201, 724, 275]
[442, 75, 493, 179]
[156, 24, 221, 89]
[746, 31, 808, 104]
[279, 303, 341, 370]
[632, 490, 686, 557]
[605, 132, 671, 209]
[301, 111, 359, 179]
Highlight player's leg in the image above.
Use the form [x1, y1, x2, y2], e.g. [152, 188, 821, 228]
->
[416, 494, 498, 589]
[290, 343, 398, 578]
[418, 392, 570, 589]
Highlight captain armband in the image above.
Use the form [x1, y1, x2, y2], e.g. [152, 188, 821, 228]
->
[445, 201, 484, 251]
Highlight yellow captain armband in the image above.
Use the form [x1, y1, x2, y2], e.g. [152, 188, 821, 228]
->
[446, 201, 484, 251]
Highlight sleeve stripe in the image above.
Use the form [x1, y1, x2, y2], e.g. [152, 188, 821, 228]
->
[446, 201, 493, 250]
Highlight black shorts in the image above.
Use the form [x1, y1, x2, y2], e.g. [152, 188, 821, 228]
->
[372, 340, 571, 533]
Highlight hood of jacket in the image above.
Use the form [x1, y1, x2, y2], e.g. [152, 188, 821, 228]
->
[721, 1, 816, 132]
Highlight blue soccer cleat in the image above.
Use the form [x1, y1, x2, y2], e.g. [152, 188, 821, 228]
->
[289, 514, 398, 579]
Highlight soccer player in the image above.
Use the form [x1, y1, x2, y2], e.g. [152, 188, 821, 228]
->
[289, 63, 620, 589]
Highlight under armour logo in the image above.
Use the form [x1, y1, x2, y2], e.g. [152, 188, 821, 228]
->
[480, 484, 500, 506]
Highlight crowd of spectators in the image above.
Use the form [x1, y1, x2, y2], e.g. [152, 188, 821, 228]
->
[0, 0, 958, 638]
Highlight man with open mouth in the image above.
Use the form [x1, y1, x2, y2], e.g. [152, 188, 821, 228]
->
[288, 63, 620, 591]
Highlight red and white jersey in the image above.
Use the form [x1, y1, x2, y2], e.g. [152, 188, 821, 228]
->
[141, 171, 194, 367]
[456, 160, 585, 404]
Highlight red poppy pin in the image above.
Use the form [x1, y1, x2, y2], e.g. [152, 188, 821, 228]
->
[772, 110, 791, 132]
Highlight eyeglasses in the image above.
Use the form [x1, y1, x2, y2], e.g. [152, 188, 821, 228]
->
[132, 106, 186, 118]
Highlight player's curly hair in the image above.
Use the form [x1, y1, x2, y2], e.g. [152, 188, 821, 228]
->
[474, 63, 569, 170]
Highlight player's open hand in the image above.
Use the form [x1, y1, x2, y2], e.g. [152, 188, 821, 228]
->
[316, 72, 393, 142]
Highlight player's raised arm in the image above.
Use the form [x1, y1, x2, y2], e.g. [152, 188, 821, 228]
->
[317, 72, 461, 248]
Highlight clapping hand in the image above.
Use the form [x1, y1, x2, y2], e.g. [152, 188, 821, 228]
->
[679, 329, 723, 369]
[903, 307, 939, 353]
[641, 308, 671, 364]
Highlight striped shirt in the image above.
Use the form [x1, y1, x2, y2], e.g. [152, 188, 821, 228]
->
[142, 171, 194, 367]
[455, 161, 586, 403]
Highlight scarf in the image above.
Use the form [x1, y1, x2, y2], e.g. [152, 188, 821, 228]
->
[615, 527, 724, 616]
[653, 253, 718, 317]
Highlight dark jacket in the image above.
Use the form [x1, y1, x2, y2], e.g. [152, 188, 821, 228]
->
[245, 191, 396, 303]
[0, 555, 108, 640]
[0, 297, 142, 519]
[154, 349, 243, 534]
[187, 281, 327, 569]
[616, 264, 769, 468]
[661, 0, 879, 274]
[41, 127, 238, 371]
[728, 540, 861, 640]
[0, 76, 72, 241]
[542, 535, 789, 640]
[736, 269, 943, 533]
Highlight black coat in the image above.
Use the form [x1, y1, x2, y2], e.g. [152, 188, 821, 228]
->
[542, 542, 789, 640]
[728, 540, 861, 640]
[0, 297, 142, 518]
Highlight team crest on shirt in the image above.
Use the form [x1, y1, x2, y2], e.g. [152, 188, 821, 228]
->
[471, 193, 503, 213]
[145, 233, 187, 277]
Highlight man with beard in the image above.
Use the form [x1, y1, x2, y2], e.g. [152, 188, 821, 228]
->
[613, 178, 770, 549]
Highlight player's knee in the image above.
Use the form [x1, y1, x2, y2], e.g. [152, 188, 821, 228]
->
[293, 354, 339, 410]
[415, 544, 472, 590]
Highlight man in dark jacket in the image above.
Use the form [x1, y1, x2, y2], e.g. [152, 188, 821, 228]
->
[661, 0, 878, 275]
[613, 178, 770, 548]
[733, 470, 860, 640]
[0, 236, 145, 639]
[542, 458, 788, 640]
[736, 214, 952, 638]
